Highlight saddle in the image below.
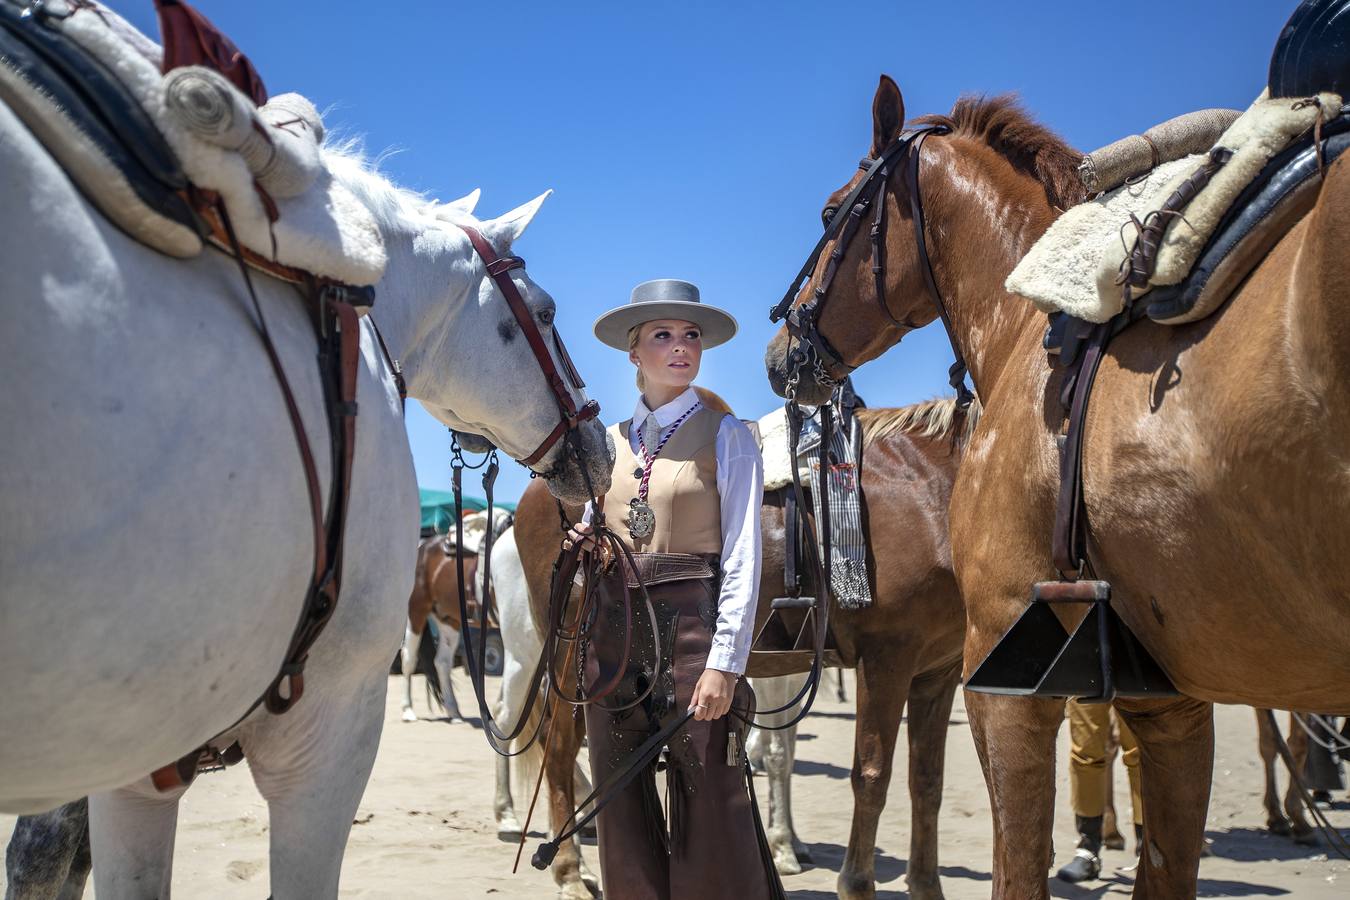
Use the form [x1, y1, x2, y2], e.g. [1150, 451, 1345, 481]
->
[0, 0, 385, 287]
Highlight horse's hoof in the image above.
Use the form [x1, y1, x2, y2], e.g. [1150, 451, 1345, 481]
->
[837, 872, 876, 900]
[1268, 817, 1292, 836]
[906, 883, 946, 900]
[558, 881, 594, 900]
[580, 866, 601, 891]
[497, 826, 523, 843]
[1103, 833, 1126, 851]
[793, 842, 814, 865]
[773, 853, 802, 876]
[401, 708, 418, 722]
[447, 715, 466, 724]
[1292, 828, 1320, 847]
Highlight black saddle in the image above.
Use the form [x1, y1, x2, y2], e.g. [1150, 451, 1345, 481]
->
[1270, 0, 1350, 98]
[0, 0, 199, 237]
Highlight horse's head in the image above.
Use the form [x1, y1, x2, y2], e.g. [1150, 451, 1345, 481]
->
[766, 76, 943, 405]
[419, 193, 613, 504]
[330, 159, 613, 505]
[766, 76, 1081, 405]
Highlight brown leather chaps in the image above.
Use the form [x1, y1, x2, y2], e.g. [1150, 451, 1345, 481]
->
[582, 552, 780, 900]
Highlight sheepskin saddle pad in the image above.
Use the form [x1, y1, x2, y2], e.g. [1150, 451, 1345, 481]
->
[0, 0, 385, 286]
[1008, 91, 1344, 325]
[754, 406, 808, 493]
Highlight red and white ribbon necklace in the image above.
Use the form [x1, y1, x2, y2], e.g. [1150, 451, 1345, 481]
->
[635, 401, 702, 499]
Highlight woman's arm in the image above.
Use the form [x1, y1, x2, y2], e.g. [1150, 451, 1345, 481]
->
[689, 415, 763, 720]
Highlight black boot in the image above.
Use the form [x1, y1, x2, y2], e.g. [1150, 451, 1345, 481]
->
[1056, 815, 1103, 883]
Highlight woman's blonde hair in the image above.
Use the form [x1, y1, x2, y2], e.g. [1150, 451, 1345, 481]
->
[626, 324, 733, 415]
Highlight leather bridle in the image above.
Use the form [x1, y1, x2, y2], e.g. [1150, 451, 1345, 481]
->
[770, 124, 974, 408]
[456, 224, 600, 468]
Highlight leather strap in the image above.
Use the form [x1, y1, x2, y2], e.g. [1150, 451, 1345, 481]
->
[1052, 322, 1111, 577]
[455, 225, 599, 467]
[904, 130, 975, 409]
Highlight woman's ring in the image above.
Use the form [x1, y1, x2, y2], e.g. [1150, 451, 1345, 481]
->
[695, 703, 709, 709]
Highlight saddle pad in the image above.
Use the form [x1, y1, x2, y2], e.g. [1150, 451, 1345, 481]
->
[1096, 90, 1342, 314]
[756, 406, 800, 492]
[1006, 155, 1201, 323]
[1146, 113, 1350, 324]
[22, 2, 386, 285]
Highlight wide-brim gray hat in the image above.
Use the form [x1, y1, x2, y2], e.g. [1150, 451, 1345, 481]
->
[593, 279, 738, 351]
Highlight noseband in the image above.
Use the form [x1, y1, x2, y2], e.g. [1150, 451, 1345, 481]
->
[456, 224, 600, 468]
[770, 124, 974, 407]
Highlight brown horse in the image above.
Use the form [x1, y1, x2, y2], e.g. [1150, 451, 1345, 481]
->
[511, 397, 973, 900]
[765, 75, 1350, 898]
[398, 534, 473, 722]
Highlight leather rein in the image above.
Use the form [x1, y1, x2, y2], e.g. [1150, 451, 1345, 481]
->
[770, 124, 974, 409]
[455, 224, 600, 468]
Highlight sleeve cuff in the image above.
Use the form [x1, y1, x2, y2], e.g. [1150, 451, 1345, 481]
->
[705, 645, 744, 676]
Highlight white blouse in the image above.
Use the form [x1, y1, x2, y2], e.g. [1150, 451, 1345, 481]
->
[584, 387, 763, 675]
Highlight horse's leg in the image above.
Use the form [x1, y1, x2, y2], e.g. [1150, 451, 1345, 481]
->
[757, 673, 810, 876]
[491, 673, 521, 841]
[89, 778, 186, 899]
[435, 624, 464, 722]
[5, 797, 90, 900]
[1115, 696, 1213, 900]
[746, 720, 767, 774]
[247, 673, 386, 899]
[1283, 713, 1317, 845]
[903, 661, 962, 900]
[1255, 709, 1294, 836]
[546, 708, 595, 899]
[400, 620, 419, 722]
[838, 650, 916, 900]
[965, 690, 1064, 900]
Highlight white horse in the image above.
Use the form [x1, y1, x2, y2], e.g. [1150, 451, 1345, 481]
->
[0, 27, 611, 900]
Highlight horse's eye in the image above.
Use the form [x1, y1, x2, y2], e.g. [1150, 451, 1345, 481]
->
[538, 308, 555, 326]
[821, 206, 838, 228]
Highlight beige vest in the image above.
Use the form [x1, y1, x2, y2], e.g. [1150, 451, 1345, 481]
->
[604, 407, 723, 555]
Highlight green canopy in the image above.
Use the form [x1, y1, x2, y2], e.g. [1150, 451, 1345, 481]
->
[419, 488, 516, 533]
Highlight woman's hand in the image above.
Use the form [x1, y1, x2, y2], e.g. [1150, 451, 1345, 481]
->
[688, 668, 738, 721]
[564, 520, 600, 552]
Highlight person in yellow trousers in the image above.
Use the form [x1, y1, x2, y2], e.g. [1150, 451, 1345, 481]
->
[1057, 700, 1143, 883]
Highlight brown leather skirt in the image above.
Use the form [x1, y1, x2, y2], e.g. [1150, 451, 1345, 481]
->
[581, 552, 781, 900]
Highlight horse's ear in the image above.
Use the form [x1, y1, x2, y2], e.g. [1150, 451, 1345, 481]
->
[871, 75, 905, 157]
[482, 190, 552, 251]
[444, 188, 481, 215]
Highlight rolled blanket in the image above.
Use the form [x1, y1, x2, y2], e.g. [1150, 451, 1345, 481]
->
[1078, 108, 1242, 194]
[163, 67, 323, 198]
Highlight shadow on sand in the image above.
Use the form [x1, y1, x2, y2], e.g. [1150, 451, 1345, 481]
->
[783, 841, 992, 897]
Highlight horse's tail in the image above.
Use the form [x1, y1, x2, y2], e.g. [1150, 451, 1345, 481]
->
[417, 620, 444, 710]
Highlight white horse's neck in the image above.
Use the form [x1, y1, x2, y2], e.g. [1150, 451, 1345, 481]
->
[323, 153, 477, 403]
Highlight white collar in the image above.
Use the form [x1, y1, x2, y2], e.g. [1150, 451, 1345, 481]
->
[633, 387, 700, 428]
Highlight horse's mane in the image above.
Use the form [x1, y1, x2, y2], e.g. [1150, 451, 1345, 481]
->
[857, 396, 982, 448]
[915, 95, 1086, 210]
[321, 139, 461, 233]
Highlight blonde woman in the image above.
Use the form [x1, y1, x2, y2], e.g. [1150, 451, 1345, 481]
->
[568, 279, 780, 899]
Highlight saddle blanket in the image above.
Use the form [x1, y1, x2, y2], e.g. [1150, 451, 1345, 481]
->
[3, 1, 385, 285]
[756, 405, 872, 609]
[1008, 90, 1342, 324]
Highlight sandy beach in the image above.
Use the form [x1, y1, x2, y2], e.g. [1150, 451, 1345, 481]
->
[3, 671, 1347, 898]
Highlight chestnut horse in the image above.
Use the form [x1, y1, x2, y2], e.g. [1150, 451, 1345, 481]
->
[765, 75, 1350, 898]
[510, 397, 973, 900]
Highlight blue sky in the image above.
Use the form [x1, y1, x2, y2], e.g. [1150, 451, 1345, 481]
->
[120, 1, 1291, 503]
